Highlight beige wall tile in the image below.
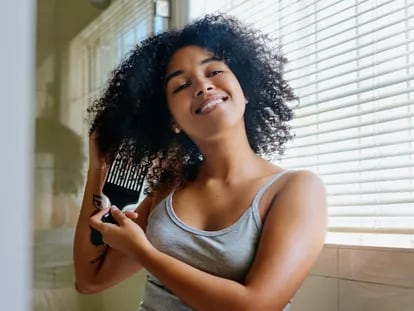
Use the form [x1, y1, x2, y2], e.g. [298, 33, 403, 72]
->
[101, 271, 147, 311]
[291, 276, 338, 311]
[33, 161, 55, 230]
[311, 245, 338, 277]
[339, 248, 414, 288]
[339, 280, 414, 311]
[78, 292, 103, 311]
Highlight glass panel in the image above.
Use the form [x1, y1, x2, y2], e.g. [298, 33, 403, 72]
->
[34, 0, 159, 310]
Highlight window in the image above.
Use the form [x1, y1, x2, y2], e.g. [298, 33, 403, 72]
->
[202, 0, 414, 248]
[67, 0, 156, 136]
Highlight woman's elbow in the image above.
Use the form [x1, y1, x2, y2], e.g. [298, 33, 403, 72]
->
[74, 277, 107, 294]
[75, 281, 94, 294]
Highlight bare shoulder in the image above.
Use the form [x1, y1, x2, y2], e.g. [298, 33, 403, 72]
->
[279, 169, 326, 203]
[244, 170, 327, 308]
[264, 169, 327, 229]
[285, 169, 324, 186]
[148, 184, 175, 212]
[130, 183, 174, 229]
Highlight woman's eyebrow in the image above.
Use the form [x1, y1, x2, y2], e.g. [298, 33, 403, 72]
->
[164, 56, 221, 87]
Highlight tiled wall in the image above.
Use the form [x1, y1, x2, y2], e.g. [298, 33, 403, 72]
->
[291, 245, 414, 311]
[95, 244, 414, 311]
[101, 272, 147, 311]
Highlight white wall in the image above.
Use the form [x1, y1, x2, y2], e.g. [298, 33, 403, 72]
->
[0, 1, 35, 311]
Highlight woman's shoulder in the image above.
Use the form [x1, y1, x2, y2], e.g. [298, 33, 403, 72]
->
[274, 169, 326, 211]
[282, 169, 324, 188]
[148, 183, 176, 212]
[261, 169, 327, 233]
[263, 168, 325, 210]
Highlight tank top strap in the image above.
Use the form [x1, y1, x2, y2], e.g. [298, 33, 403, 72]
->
[251, 170, 290, 208]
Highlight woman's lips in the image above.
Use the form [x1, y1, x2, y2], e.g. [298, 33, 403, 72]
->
[195, 96, 228, 114]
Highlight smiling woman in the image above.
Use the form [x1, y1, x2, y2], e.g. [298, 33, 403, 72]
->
[86, 14, 295, 191]
[165, 46, 247, 141]
[74, 14, 327, 311]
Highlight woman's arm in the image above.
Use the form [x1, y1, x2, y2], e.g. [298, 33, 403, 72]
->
[73, 133, 152, 293]
[93, 170, 327, 310]
[73, 167, 154, 293]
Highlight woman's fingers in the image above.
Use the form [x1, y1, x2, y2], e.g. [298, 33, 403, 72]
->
[89, 207, 110, 231]
[90, 206, 137, 229]
[109, 206, 129, 224]
[124, 210, 139, 220]
[89, 207, 138, 249]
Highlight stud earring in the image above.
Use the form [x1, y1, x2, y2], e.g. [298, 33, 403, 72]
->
[245, 98, 249, 105]
[172, 125, 181, 134]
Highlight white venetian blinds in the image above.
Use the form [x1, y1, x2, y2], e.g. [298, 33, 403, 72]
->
[222, 0, 414, 247]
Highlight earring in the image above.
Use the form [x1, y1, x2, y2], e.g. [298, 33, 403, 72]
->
[172, 125, 181, 134]
[245, 98, 249, 105]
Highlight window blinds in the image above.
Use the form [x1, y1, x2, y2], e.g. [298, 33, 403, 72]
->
[222, 0, 414, 248]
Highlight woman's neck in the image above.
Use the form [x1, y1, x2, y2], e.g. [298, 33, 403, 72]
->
[195, 130, 266, 183]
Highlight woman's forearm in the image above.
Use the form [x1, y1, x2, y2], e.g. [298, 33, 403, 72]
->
[73, 168, 110, 289]
[74, 168, 151, 293]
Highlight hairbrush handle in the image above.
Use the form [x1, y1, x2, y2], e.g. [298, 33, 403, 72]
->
[89, 187, 140, 246]
[90, 194, 116, 246]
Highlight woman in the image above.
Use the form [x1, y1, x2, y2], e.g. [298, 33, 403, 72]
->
[74, 14, 327, 311]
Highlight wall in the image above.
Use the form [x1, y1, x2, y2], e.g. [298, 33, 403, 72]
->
[291, 245, 414, 311]
[0, 1, 35, 311]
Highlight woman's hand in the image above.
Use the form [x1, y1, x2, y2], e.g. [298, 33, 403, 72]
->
[89, 207, 153, 259]
[89, 131, 110, 170]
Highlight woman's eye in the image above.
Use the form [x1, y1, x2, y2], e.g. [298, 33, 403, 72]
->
[173, 83, 190, 93]
[207, 70, 223, 77]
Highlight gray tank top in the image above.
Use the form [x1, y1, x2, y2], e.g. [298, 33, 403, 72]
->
[139, 171, 291, 311]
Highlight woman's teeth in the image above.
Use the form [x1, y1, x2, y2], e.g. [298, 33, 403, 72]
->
[200, 99, 222, 112]
[196, 97, 227, 114]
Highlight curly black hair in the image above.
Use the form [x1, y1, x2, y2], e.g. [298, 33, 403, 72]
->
[88, 14, 295, 195]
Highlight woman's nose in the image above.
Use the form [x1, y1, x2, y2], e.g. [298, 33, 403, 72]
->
[194, 80, 215, 97]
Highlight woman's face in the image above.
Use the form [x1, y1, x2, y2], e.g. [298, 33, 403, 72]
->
[164, 45, 246, 141]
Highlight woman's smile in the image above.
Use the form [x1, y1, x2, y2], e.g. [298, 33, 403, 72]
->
[195, 95, 229, 115]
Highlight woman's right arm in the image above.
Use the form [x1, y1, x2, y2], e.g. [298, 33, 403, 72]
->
[73, 133, 152, 293]
[74, 168, 153, 293]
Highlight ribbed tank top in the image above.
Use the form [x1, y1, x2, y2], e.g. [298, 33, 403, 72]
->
[140, 171, 291, 311]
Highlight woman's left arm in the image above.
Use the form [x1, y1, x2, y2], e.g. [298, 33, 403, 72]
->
[91, 170, 327, 311]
